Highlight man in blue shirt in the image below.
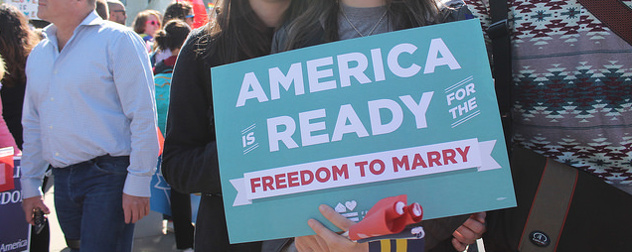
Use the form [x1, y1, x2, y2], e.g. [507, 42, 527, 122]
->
[20, 0, 159, 251]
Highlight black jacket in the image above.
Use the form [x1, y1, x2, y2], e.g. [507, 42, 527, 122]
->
[161, 28, 262, 252]
[1, 82, 26, 148]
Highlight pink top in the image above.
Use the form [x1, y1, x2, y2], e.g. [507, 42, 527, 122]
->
[0, 84, 20, 155]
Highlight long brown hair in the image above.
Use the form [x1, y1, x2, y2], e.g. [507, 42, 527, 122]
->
[0, 4, 40, 88]
[196, 0, 306, 63]
[283, 0, 441, 50]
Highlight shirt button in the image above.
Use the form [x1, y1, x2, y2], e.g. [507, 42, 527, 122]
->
[55, 152, 59, 156]
[53, 70, 58, 75]
[49, 125, 53, 129]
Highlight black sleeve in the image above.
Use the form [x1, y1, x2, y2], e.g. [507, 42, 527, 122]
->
[423, 214, 470, 251]
[161, 29, 222, 194]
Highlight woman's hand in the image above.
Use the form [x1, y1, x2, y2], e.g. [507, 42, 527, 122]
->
[295, 204, 369, 252]
[451, 212, 486, 251]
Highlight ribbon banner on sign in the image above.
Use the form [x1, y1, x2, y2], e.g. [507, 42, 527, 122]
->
[230, 139, 499, 206]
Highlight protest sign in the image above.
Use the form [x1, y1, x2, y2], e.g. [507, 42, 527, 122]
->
[211, 19, 516, 243]
[150, 158, 172, 216]
[0, 157, 31, 252]
[5, 0, 39, 20]
[0, 148, 14, 192]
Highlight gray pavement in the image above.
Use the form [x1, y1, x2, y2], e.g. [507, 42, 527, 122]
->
[43, 177, 182, 252]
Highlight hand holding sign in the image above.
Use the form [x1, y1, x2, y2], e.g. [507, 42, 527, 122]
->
[296, 204, 369, 252]
[297, 195, 423, 252]
[451, 212, 486, 251]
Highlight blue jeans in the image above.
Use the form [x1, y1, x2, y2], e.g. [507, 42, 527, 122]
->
[52, 155, 134, 252]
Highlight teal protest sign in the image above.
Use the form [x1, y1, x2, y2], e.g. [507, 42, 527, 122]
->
[211, 19, 516, 244]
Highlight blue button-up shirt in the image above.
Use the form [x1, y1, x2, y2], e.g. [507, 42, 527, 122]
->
[21, 12, 159, 198]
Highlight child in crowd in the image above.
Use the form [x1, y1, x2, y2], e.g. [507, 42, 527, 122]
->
[153, 19, 194, 252]
[132, 9, 162, 51]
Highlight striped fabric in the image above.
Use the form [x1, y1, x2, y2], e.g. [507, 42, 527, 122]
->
[369, 239, 425, 252]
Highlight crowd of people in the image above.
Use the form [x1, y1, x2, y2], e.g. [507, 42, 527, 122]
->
[1, 0, 199, 251]
[0, 0, 629, 251]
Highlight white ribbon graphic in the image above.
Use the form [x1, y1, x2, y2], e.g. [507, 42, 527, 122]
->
[230, 139, 500, 206]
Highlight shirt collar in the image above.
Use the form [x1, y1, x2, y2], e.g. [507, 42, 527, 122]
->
[42, 11, 105, 39]
[81, 11, 106, 26]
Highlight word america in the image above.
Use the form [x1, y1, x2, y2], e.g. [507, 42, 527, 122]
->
[235, 38, 461, 108]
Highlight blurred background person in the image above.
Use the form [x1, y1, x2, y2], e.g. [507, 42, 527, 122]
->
[153, 19, 194, 252]
[151, 0, 195, 238]
[132, 9, 162, 51]
[107, 0, 127, 25]
[180, 0, 208, 29]
[96, 0, 109, 20]
[163, 1, 195, 27]
[0, 3, 47, 251]
[151, 0, 195, 65]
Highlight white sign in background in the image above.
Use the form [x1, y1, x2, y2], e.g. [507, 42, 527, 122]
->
[6, 0, 40, 20]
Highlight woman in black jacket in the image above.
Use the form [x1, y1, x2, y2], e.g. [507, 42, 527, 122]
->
[0, 4, 40, 150]
[271, 0, 486, 251]
[160, 0, 304, 250]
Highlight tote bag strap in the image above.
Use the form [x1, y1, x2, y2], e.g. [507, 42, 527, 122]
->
[576, 0, 632, 45]
[517, 159, 578, 251]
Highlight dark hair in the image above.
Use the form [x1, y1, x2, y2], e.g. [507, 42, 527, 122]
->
[132, 9, 161, 34]
[196, 0, 306, 63]
[284, 0, 441, 50]
[163, 1, 193, 25]
[155, 19, 191, 51]
[96, 0, 109, 20]
[0, 4, 40, 88]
